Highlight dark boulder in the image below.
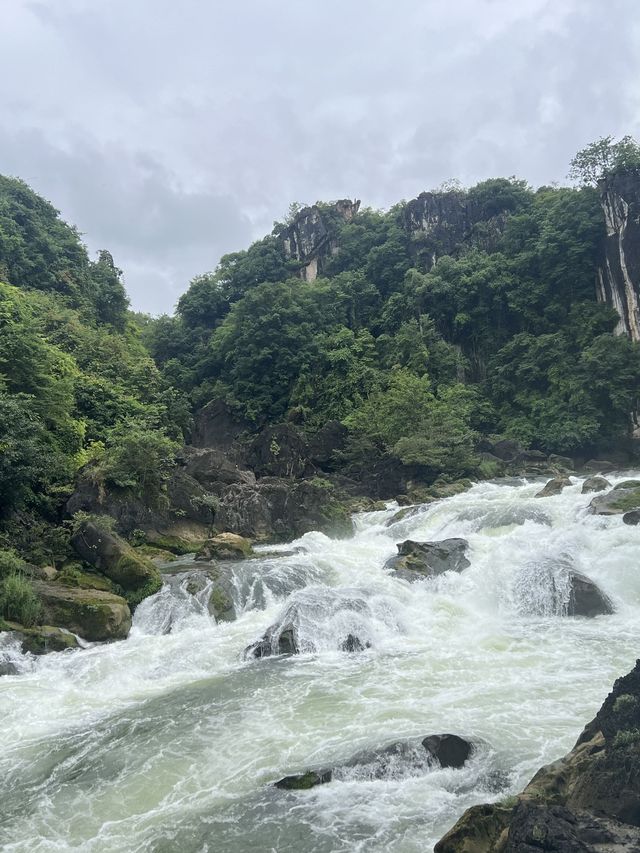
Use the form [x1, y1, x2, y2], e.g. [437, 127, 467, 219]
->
[503, 802, 592, 852]
[624, 510, 640, 525]
[246, 625, 297, 658]
[422, 734, 474, 769]
[0, 660, 18, 676]
[581, 476, 611, 494]
[274, 770, 332, 790]
[568, 572, 613, 617]
[308, 421, 348, 469]
[385, 538, 470, 580]
[190, 398, 250, 450]
[535, 477, 572, 498]
[183, 447, 255, 494]
[583, 459, 616, 473]
[340, 634, 370, 653]
[247, 424, 310, 479]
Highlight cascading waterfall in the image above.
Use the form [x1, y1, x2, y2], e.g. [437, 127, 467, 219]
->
[2, 475, 640, 852]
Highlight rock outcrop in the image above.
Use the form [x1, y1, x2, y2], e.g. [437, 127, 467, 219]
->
[190, 398, 250, 450]
[435, 660, 640, 852]
[195, 532, 253, 561]
[71, 520, 161, 598]
[385, 538, 470, 581]
[281, 200, 360, 282]
[597, 169, 640, 341]
[32, 581, 131, 641]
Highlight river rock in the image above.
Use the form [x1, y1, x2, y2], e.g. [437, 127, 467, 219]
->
[385, 538, 470, 580]
[583, 459, 616, 473]
[535, 477, 572, 498]
[340, 634, 371, 653]
[10, 624, 80, 655]
[568, 572, 613, 617]
[589, 488, 640, 516]
[195, 532, 252, 561]
[614, 479, 640, 490]
[581, 476, 611, 494]
[384, 505, 428, 527]
[435, 659, 640, 851]
[245, 625, 297, 658]
[71, 520, 161, 596]
[0, 660, 18, 676]
[274, 770, 332, 790]
[184, 567, 236, 622]
[422, 734, 474, 768]
[624, 510, 640, 526]
[32, 581, 131, 641]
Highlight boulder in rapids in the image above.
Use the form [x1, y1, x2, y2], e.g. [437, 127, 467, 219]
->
[581, 475, 611, 494]
[614, 479, 640, 490]
[0, 660, 18, 676]
[184, 567, 236, 622]
[535, 477, 572, 498]
[568, 572, 613, 617]
[422, 734, 474, 769]
[624, 510, 640, 525]
[340, 634, 371, 653]
[245, 625, 297, 658]
[384, 505, 428, 527]
[589, 487, 640, 516]
[385, 538, 470, 580]
[70, 520, 161, 599]
[32, 580, 131, 641]
[6, 623, 80, 655]
[195, 532, 253, 561]
[274, 770, 332, 790]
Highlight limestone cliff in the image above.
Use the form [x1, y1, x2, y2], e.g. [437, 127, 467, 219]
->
[597, 169, 640, 341]
[281, 199, 360, 282]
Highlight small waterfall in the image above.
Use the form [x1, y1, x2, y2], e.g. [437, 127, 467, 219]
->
[0, 632, 34, 676]
[132, 572, 216, 636]
[511, 556, 575, 617]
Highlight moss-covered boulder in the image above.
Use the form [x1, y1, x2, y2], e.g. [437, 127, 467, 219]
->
[535, 477, 572, 498]
[385, 538, 470, 581]
[32, 580, 131, 641]
[274, 770, 332, 790]
[71, 520, 161, 599]
[5, 623, 80, 654]
[581, 476, 611, 494]
[195, 532, 253, 561]
[589, 488, 640, 515]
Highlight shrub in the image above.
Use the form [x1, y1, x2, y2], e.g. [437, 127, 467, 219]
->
[0, 573, 41, 626]
[0, 549, 25, 580]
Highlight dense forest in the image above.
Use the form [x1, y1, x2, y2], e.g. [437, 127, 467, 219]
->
[1, 136, 640, 592]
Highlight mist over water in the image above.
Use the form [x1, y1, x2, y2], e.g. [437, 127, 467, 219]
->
[2, 476, 640, 852]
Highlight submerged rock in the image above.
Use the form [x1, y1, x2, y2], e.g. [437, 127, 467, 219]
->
[422, 734, 474, 769]
[340, 634, 371, 653]
[535, 477, 572, 498]
[581, 475, 611, 494]
[385, 538, 470, 580]
[246, 625, 297, 658]
[274, 770, 332, 790]
[195, 532, 253, 561]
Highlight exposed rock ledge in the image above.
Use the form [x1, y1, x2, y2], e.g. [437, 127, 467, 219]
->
[435, 660, 640, 851]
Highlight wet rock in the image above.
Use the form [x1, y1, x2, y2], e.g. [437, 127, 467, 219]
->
[195, 532, 253, 561]
[0, 660, 18, 676]
[614, 479, 640, 490]
[504, 802, 592, 852]
[274, 770, 332, 790]
[568, 572, 613, 617]
[32, 581, 131, 642]
[385, 538, 470, 580]
[71, 520, 161, 597]
[435, 802, 514, 853]
[535, 477, 572, 498]
[422, 734, 474, 768]
[581, 476, 611, 494]
[340, 634, 370, 653]
[10, 624, 80, 655]
[624, 510, 640, 526]
[395, 494, 413, 506]
[384, 505, 428, 527]
[246, 625, 297, 658]
[589, 488, 640, 516]
[184, 567, 236, 622]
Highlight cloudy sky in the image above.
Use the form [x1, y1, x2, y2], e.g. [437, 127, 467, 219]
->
[2, 0, 639, 313]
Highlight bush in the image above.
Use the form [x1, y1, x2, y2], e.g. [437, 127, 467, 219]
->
[0, 573, 41, 626]
[0, 549, 26, 579]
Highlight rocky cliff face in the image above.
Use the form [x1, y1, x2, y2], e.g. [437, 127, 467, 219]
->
[282, 199, 360, 282]
[597, 169, 640, 341]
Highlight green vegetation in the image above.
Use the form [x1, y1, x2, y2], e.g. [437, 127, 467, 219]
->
[1, 139, 640, 570]
[0, 573, 41, 627]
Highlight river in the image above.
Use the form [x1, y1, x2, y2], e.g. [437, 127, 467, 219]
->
[1, 475, 639, 852]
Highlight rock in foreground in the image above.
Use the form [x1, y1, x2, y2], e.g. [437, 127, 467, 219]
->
[435, 660, 640, 852]
[32, 581, 131, 642]
[535, 477, 572, 498]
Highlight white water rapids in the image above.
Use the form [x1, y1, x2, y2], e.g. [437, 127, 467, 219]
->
[2, 476, 640, 852]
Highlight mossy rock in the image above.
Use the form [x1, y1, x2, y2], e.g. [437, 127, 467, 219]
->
[274, 770, 332, 790]
[614, 480, 640, 491]
[146, 534, 207, 555]
[196, 533, 253, 561]
[32, 580, 131, 641]
[133, 544, 178, 562]
[434, 802, 514, 853]
[55, 565, 115, 593]
[589, 488, 640, 515]
[5, 622, 80, 655]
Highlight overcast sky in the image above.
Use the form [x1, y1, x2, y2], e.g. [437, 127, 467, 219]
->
[2, 0, 639, 314]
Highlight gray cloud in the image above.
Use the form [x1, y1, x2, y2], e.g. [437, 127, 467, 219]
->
[1, 0, 639, 312]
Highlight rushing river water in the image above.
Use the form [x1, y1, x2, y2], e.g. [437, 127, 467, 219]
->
[2, 476, 640, 852]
